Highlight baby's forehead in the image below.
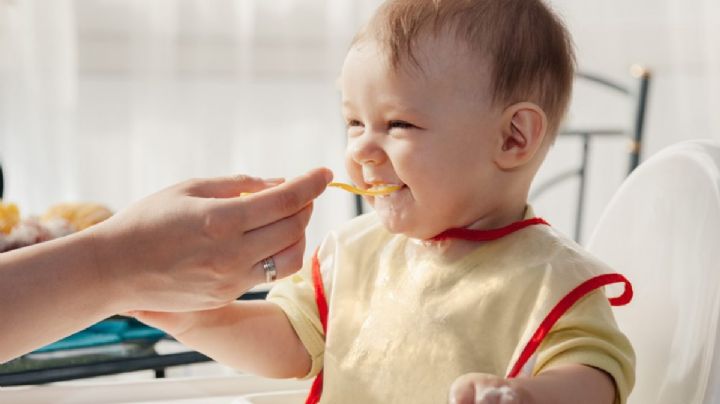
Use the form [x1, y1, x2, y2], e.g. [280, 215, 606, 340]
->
[349, 34, 492, 80]
[339, 39, 495, 111]
[359, 18, 493, 66]
[407, 33, 491, 72]
[381, 39, 494, 101]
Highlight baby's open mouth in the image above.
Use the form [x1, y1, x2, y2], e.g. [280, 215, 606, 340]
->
[329, 182, 403, 197]
[368, 183, 403, 197]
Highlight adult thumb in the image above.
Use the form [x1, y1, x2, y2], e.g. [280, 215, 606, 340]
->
[187, 175, 285, 199]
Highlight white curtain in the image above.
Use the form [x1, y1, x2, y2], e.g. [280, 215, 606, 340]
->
[0, 0, 383, 248]
[1, 0, 719, 244]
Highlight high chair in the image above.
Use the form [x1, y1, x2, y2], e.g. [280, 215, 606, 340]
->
[587, 139, 720, 403]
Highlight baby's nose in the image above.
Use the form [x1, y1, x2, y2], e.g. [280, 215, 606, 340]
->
[348, 132, 387, 166]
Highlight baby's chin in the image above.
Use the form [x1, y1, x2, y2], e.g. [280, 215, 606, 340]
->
[375, 212, 439, 240]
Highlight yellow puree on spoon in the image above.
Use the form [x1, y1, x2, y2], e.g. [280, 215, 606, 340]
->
[241, 182, 401, 197]
[328, 182, 401, 196]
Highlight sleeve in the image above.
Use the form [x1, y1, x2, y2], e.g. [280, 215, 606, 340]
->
[266, 242, 334, 380]
[533, 290, 636, 404]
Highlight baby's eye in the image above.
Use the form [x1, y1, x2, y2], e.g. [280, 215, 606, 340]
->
[346, 119, 364, 128]
[388, 120, 416, 130]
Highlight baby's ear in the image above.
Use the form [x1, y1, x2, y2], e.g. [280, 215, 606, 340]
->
[495, 102, 547, 170]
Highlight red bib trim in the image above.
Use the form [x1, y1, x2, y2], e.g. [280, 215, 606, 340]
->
[311, 249, 329, 333]
[506, 273, 633, 378]
[306, 249, 327, 404]
[430, 217, 549, 242]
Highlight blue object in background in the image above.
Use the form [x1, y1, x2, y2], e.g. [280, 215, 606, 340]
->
[35, 318, 166, 353]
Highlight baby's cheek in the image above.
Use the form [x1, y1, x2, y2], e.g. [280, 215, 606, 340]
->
[343, 152, 362, 178]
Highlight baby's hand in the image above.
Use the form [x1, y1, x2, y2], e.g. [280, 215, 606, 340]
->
[448, 373, 528, 404]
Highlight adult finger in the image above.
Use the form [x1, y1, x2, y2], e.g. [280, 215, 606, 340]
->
[187, 175, 285, 198]
[242, 203, 313, 262]
[230, 167, 332, 230]
[250, 236, 306, 285]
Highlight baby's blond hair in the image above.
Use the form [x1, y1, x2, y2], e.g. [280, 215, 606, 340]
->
[354, 0, 576, 138]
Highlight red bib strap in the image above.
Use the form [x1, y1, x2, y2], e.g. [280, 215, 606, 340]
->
[506, 273, 633, 378]
[311, 249, 329, 333]
[306, 372, 324, 404]
[431, 217, 549, 242]
[306, 249, 328, 404]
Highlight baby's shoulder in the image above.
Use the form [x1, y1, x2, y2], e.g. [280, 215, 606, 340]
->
[502, 225, 615, 284]
[541, 226, 612, 274]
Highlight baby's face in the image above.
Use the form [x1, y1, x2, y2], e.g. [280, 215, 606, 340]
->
[340, 34, 505, 239]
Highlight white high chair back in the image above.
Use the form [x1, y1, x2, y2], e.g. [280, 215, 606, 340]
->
[587, 140, 720, 404]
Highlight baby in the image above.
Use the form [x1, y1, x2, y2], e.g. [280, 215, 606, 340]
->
[134, 0, 635, 403]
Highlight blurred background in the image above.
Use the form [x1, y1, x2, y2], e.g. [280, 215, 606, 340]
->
[1, 0, 719, 248]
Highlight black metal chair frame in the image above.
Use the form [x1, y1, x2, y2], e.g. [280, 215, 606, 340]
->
[530, 67, 652, 242]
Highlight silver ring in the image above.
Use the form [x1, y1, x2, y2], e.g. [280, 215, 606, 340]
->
[262, 257, 277, 283]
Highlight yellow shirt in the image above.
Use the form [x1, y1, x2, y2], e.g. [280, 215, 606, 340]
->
[268, 209, 635, 403]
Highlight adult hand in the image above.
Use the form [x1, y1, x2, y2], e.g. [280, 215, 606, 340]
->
[91, 167, 333, 313]
[0, 167, 332, 362]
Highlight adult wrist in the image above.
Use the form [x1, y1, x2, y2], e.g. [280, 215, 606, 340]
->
[80, 223, 135, 315]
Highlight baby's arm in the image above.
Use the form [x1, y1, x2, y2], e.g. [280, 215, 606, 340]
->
[449, 364, 615, 404]
[132, 301, 310, 378]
